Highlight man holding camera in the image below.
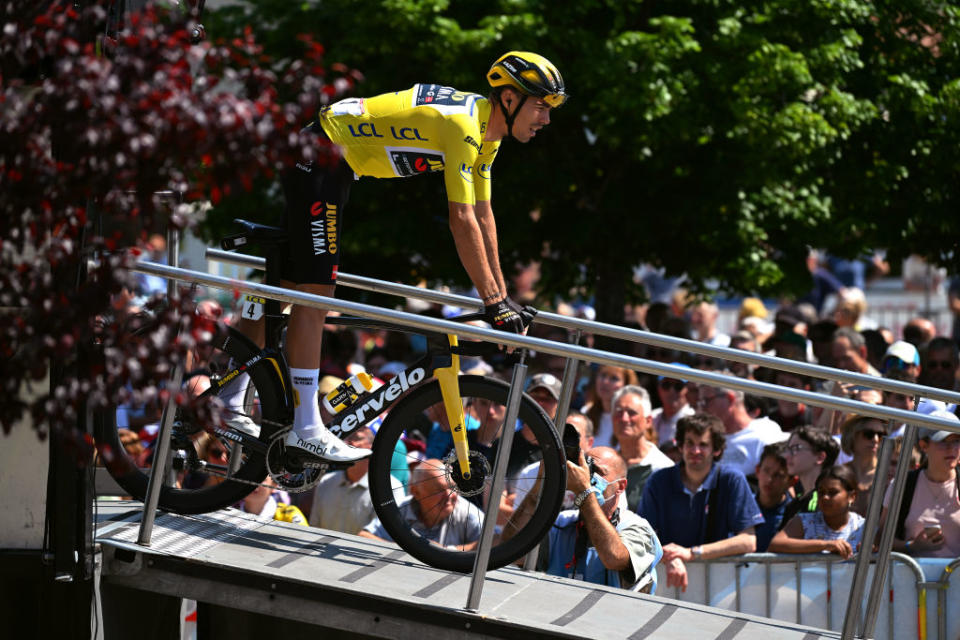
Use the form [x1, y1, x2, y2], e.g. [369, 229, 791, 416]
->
[542, 446, 662, 591]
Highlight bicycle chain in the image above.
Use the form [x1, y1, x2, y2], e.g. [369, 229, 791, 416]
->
[179, 426, 327, 494]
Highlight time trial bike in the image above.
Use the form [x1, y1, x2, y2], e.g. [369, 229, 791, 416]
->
[94, 218, 567, 573]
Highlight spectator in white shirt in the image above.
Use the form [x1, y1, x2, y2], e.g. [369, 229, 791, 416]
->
[612, 385, 675, 511]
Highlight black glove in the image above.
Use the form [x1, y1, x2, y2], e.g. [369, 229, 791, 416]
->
[504, 297, 538, 329]
[483, 297, 537, 334]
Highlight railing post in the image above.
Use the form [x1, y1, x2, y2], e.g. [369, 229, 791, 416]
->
[861, 422, 918, 639]
[841, 435, 896, 639]
[465, 359, 527, 611]
[137, 224, 181, 545]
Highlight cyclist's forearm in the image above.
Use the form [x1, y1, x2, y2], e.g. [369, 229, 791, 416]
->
[449, 202, 501, 301]
[474, 200, 507, 295]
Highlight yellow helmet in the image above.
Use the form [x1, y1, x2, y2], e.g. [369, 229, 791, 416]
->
[487, 51, 567, 108]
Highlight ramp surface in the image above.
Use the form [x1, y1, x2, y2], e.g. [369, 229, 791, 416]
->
[95, 501, 838, 639]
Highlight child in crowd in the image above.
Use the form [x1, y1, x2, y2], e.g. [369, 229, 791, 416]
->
[768, 465, 865, 559]
[753, 443, 796, 552]
[780, 425, 839, 526]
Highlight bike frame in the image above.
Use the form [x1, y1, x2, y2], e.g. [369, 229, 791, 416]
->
[199, 309, 475, 480]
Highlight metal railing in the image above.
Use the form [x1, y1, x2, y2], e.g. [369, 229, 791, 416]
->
[655, 552, 927, 640]
[204, 248, 960, 407]
[135, 256, 960, 635]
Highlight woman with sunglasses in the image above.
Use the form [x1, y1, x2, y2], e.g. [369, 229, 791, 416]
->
[651, 365, 695, 461]
[840, 415, 889, 516]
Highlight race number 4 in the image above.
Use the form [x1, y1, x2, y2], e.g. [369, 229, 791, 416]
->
[242, 295, 266, 321]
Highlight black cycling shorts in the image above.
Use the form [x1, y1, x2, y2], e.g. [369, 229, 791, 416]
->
[280, 123, 353, 285]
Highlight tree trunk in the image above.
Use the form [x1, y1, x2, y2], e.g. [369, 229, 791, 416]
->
[593, 258, 626, 354]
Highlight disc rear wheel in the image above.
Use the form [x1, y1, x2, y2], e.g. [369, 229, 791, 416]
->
[94, 324, 288, 514]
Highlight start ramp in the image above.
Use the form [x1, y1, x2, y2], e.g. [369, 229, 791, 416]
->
[94, 501, 838, 639]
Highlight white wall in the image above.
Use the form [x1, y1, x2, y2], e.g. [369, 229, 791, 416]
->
[0, 375, 50, 548]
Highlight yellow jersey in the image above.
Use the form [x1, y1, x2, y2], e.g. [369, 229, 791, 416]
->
[318, 84, 500, 205]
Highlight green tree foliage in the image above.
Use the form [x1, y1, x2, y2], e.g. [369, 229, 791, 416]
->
[205, 0, 960, 320]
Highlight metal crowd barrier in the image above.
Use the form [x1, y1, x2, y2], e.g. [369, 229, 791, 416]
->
[654, 552, 934, 640]
[654, 553, 960, 640]
[937, 558, 960, 640]
[135, 255, 960, 634]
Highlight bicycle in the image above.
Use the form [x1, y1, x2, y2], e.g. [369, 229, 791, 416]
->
[94, 218, 567, 572]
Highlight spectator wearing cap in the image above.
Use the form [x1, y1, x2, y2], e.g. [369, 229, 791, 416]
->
[879, 410, 960, 558]
[309, 427, 404, 534]
[513, 411, 595, 511]
[689, 301, 730, 347]
[698, 378, 787, 479]
[919, 336, 959, 392]
[882, 340, 921, 379]
[651, 364, 695, 458]
[526, 373, 562, 421]
[486, 374, 567, 526]
[639, 413, 763, 592]
[612, 385, 675, 511]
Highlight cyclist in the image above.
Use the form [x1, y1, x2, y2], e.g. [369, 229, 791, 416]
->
[227, 52, 567, 464]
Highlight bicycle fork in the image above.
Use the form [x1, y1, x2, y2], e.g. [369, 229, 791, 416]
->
[435, 335, 473, 480]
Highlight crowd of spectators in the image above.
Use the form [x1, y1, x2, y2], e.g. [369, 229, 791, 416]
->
[111, 252, 960, 598]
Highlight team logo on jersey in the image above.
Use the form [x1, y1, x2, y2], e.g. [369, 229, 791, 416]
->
[415, 84, 479, 107]
[478, 163, 493, 180]
[348, 123, 384, 138]
[310, 201, 325, 217]
[387, 148, 445, 177]
[459, 163, 473, 183]
[463, 136, 481, 152]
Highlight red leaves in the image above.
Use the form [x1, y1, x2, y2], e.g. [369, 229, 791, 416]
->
[1, 1, 359, 440]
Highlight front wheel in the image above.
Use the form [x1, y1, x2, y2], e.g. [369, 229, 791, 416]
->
[368, 375, 566, 572]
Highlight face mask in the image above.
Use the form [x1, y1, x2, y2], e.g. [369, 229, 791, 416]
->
[590, 473, 610, 506]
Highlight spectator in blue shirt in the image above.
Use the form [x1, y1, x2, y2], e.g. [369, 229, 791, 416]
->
[639, 413, 764, 591]
[753, 442, 795, 552]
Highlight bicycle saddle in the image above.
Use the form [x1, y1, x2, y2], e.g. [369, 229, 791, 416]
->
[222, 218, 288, 250]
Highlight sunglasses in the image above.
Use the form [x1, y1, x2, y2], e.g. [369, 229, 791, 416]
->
[659, 379, 686, 392]
[858, 429, 886, 440]
[540, 93, 568, 108]
[881, 357, 911, 373]
[926, 359, 955, 370]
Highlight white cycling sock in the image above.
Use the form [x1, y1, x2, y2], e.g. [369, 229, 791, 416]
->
[290, 367, 324, 438]
[219, 371, 252, 415]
